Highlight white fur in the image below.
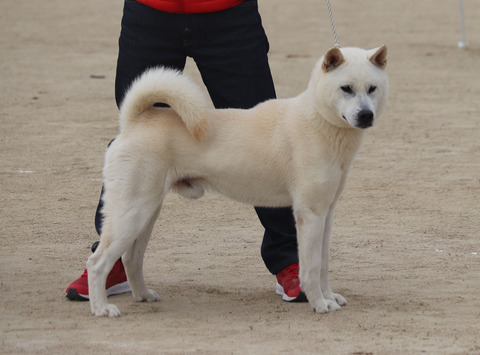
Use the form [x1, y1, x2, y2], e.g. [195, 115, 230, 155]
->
[87, 46, 389, 317]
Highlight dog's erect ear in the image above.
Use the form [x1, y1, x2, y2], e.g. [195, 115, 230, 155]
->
[369, 45, 387, 69]
[322, 47, 345, 73]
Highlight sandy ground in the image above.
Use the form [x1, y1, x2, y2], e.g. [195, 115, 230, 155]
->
[1, 0, 480, 353]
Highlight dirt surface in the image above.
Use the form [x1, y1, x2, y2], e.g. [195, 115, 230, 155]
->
[1, 0, 479, 353]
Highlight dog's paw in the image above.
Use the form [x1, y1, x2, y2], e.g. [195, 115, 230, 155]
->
[332, 292, 347, 306]
[133, 289, 160, 303]
[93, 303, 121, 317]
[325, 291, 347, 307]
[311, 298, 342, 314]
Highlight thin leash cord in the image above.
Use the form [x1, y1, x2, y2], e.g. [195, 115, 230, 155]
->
[325, 0, 341, 47]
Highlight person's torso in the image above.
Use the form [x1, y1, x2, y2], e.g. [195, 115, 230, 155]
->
[136, 0, 245, 14]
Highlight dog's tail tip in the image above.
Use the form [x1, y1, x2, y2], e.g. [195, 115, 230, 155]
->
[191, 119, 209, 141]
[119, 67, 210, 141]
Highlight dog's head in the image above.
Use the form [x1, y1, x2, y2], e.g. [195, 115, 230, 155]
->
[310, 45, 389, 129]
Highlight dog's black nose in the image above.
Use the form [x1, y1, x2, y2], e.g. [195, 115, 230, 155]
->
[357, 110, 374, 128]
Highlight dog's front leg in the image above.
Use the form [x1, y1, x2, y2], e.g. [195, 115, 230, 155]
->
[295, 208, 341, 313]
[320, 206, 347, 307]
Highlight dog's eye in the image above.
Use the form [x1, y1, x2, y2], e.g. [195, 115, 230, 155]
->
[368, 86, 377, 94]
[341, 85, 354, 94]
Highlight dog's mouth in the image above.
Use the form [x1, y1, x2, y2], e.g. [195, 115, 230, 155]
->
[356, 121, 373, 129]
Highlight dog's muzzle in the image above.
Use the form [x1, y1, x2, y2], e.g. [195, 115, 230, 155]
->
[356, 110, 374, 128]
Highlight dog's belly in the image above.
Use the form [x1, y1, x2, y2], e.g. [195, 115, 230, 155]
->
[173, 175, 292, 207]
[212, 180, 293, 207]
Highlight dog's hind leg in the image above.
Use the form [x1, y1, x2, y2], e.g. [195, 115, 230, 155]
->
[88, 190, 164, 317]
[87, 221, 128, 317]
[87, 141, 169, 316]
[121, 202, 163, 304]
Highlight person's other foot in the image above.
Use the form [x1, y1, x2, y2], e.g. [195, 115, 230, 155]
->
[275, 262, 307, 302]
[65, 258, 131, 301]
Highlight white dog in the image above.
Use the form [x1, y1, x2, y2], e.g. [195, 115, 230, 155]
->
[87, 45, 389, 317]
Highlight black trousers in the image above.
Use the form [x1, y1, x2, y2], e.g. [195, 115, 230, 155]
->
[95, 0, 298, 274]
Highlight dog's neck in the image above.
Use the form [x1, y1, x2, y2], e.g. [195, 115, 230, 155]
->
[320, 118, 365, 171]
[297, 90, 365, 134]
[294, 92, 366, 170]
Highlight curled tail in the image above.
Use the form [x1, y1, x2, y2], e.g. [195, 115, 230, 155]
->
[119, 67, 210, 141]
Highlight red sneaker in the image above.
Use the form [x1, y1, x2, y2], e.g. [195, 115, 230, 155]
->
[275, 262, 307, 302]
[65, 259, 131, 301]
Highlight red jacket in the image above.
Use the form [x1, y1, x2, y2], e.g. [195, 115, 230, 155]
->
[137, 0, 245, 14]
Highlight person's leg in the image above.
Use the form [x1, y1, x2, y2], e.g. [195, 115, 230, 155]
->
[255, 207, 297, 274]
[67, 1, 188, 300]
[114, 1, 188, 108]
[95, 1, 189, 235]
[190, 0, 274, 110]
[190, 1, 301, 294]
